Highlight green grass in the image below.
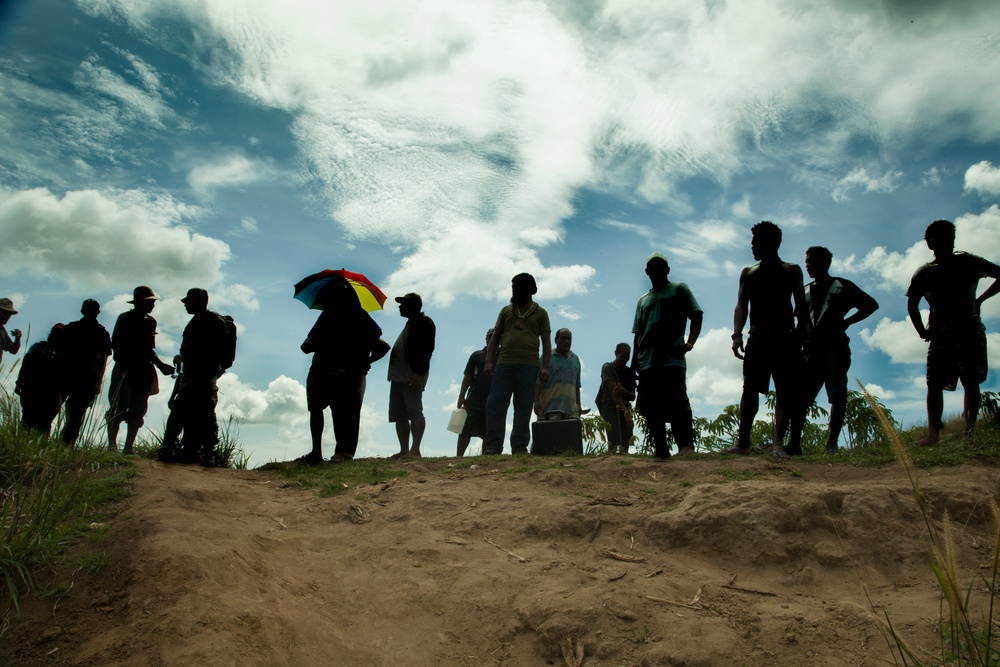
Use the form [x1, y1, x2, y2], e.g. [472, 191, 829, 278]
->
[0, 380, 139, 632]
[259, 457, 409, 495]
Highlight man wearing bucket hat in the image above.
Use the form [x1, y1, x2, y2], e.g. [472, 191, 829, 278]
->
[106, 286, 174, 453]
[0, 297, 22, 367]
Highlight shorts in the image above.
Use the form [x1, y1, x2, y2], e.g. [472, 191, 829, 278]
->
[927, 320, 988, 391]
[459, 406, 487, 439]
[803, 335, 851, 404]
[105, 364, 155, 427]
[742, 332, 803, 398]
[635, 366, 691, 423]
[389, 380, 424, 422]
[307, 367, 365, 412]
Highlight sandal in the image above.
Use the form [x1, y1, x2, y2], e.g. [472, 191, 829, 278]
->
[294, 452, 324, 465]
[330, 453, 352, 464]
[771, 450, 790, 458]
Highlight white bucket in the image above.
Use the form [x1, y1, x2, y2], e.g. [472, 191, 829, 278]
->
[446, 408, 468, 434]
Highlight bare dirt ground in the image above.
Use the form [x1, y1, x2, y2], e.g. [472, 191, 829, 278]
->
[5, 454, 1000, 666]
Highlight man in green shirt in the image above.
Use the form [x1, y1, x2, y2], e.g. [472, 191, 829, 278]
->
[483, 273, 552, 454]
[632, 253, 702, 458]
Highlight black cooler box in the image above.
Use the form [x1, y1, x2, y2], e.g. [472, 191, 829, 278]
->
[530, 416, 583, 455]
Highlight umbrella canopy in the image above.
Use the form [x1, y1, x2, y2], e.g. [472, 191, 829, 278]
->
[293, 269, 387, 312]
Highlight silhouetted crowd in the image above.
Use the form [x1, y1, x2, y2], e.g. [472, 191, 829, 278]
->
[4, 219, 998, 464]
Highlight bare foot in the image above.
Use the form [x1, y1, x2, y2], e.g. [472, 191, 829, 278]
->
[676, 446, 696, 455]
[915, 435, 939, 447]
[389, 451, 407, 459]
[401, 450, 422, 459]
[722, 447, 750, 456]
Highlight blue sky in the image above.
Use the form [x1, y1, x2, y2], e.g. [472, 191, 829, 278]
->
[2, 0, 1000, 465]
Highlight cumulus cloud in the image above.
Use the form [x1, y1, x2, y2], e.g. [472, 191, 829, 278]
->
[188, 154, 273, 199]
[217, 373, 307, 427]
[863, 383, 896, 400]
[859, 316, 927, 365]
[0, 187, 249, 299]
[686, 328, 745, 409]
[832, 167, 903, 202]
[965, 161, 1000, 198]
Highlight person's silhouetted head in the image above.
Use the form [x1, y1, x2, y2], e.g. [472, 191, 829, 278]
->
[751, 221, 782, 260]
[645, 252, 670, 288]
[318, 279, 362, 314]
[925, 219, 956, 257]
[614, 342, 630, 366]
[510, 273, 537, 306]
[554, 328, 572, 355]
[181, 288, 210, 315]
[485, 328, 494, 345]
[0, 297, 17, 325]
[48, 323, 65, 343]
[81, 299, 100, 319]
[395, 293, 422, 319]
[128, 286, 158, 314]
[805, 246, 833, 279]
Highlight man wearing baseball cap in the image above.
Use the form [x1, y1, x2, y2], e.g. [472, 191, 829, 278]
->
[160, 288, 230, 465]
[0, 297, 22, 367]
[106, 286, 174, 453]
[632, 252, 703, 458]
[59, 299, 112, 446]
[388, 292, 435, 458]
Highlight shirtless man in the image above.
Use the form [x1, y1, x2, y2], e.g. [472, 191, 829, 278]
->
[907, 219, 1000, 445]
[730, 221, 811, 456]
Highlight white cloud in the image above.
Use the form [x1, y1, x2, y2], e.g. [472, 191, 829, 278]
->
[0, 187, 240, 295]
[859, 316, 927, 365]
[922, 167, 942, 187]
[78, 0, 1000, 305]
[188, 154, 273, 198]
[863, 383, 896, 400]
[556, 305, 581, 322]
[75, 53, 174, 129]
[965, 161, 1000, 198]
[686, 328, 745, 409]
[832, 167, 903, 202]
[217, 373, 307, 427]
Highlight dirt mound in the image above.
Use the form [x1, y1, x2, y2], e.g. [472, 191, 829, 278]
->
[6, 456, 999, 666]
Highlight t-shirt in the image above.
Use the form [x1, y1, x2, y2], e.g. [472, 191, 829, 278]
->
[308, 309, 383, 375]
[537, 351, 581, 417]
[493, 303, 551, 366]
[632, 282, 702, 370]
[60, 318, 112, 394]
[111, 309, 159, 386]
[463, 348, 492, 410]
[595, 361, 636, 408]
[907, 252, 1000, 335]
[180, 311, 229, 377]
[805, 277, 875, 340]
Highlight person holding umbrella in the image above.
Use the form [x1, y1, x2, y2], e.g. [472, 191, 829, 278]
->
[297, 276, 390, 463]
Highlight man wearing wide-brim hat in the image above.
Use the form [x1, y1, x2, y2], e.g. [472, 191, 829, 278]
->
[0, 297, 22, 367]
[105, 286, 174, 453]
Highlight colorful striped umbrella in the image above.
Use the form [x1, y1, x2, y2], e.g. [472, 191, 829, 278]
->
[293, 269, 387, 313]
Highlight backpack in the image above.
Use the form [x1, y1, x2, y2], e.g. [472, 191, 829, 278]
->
[216, 314, 238, 371]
